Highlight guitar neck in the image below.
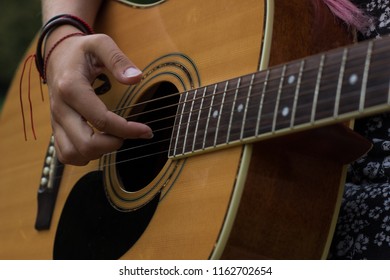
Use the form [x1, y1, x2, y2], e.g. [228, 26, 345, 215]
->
[169, 36, 390, 158]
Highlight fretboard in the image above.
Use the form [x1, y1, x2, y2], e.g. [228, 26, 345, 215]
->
[169, 36, 390, 158]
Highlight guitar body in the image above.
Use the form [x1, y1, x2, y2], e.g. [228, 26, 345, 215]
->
[0, 0, 360, 259]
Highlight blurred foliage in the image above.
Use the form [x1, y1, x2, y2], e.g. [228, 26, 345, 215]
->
[0, 0, 41, 107]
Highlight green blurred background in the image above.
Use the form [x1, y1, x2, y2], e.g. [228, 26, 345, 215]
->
[0, 0, 41, 110]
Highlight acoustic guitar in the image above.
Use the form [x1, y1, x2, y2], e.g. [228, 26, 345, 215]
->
[0, 0, 380, 259]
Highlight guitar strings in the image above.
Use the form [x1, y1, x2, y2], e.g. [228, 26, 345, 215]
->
[116, 41, 385, 126]
[110, 40, 375, 117]
[122, 48, 386, 128]
[45, 79, 390, 184]
[37, 39, 390, 181]
[48, 75, 390, 183]
[99, 42, 390, 159]
[96, 81, 389, 168]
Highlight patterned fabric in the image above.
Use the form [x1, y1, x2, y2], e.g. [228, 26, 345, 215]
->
[328, 0, 390, 259]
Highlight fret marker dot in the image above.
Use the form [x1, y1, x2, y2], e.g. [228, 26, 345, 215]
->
[288, 75, 296, 84]
[237, 104, 244, 113]
[282, 107, 290, 117]
[213, 110, 219, 118]
[349, 74, 358, 85]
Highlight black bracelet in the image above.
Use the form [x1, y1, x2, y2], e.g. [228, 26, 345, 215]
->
[35, 14, 94, 82]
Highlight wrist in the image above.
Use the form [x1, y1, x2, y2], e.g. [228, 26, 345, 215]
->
[35, 14, 94, 82]
[44, 25, 81, 51]
[44, 31, 86, 83]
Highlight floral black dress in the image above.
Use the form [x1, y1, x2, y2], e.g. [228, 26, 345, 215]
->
[328, 0, 390, 259]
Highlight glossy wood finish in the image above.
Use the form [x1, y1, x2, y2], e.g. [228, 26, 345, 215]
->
[221, 0, 357, 259]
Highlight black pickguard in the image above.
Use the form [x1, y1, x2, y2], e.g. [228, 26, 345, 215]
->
[53, 171, 160, 260]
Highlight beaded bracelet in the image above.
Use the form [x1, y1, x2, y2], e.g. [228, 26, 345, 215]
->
[35, 14, 94, 82]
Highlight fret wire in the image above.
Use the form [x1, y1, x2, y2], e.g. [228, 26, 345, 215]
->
[192, 87, 207, 152]
[202, 84, 218, 150]
[182, 89, 197, 154]
[290, 60, 305, 128]
[190, 52, 380, 139]
[311, 54, 325, 123]
[334, 47, 348, 118]
[227, 77, 241, 143]
[173, 91, 189, 155]
[181, 39, 390, 151]
[214, 81, 229, 147]
[272, 65, 286, 132]
[240, 73, 255, 140]
[360, 40, 373, 112]
[255, 70, 270, 136]
[180, 59, 384, 130]
[255, 70, 269, 136]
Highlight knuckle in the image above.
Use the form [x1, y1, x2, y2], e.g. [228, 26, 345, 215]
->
[111, 138, 124, 151]
[92, 33, 110, 43]
[90, 114, 108, 132]
[86, 33, 109, 49]
[54, 138, 90, 166]
[109, 50, 128, 69]
[57, 153, 73, 165]
[57, 147, 82, 165]
[88, 34, 130, 71]
[55, 74, 74, 99]
[77, 139, 97, 159]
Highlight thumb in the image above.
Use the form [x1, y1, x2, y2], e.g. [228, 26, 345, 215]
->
[87, 34, 143, 84]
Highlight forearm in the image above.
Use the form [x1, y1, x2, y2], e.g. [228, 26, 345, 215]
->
[41, 0, 103, 26]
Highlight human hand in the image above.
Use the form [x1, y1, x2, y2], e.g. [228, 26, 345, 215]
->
[45, 28, 153, 165]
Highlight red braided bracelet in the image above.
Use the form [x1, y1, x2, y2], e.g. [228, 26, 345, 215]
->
[35, 14, 94, 82]
[20, 14, 94, 141]
[43, 32, 85, 82]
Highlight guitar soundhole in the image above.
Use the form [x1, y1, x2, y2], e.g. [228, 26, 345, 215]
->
[116, 82, 179, 191]
[54, 82, 180, 260]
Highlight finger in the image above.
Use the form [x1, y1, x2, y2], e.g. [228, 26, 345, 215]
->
[51, 117, 90, 166]
[53, 130, 89, 166]
[55, 73, 153, 139]
[61, 107, 124, 157]
[85, 34, 143, 85]
[51, 99, 125, 163]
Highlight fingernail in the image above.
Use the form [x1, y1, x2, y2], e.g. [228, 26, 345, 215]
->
[124, 67, 142, 78]
[141, 131, 154, 139]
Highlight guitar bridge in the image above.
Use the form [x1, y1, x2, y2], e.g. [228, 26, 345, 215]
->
[35, 135, 64, 231]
